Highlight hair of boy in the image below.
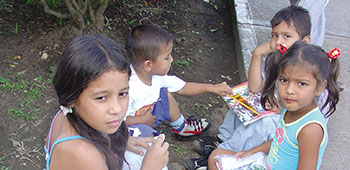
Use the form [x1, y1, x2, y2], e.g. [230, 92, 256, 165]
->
[270, 5, 311, 39]
[52, 34, 130, 169]
[261, 40, 340, 117]
[126, 24, 174, 66]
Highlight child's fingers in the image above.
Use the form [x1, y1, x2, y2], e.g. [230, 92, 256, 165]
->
[234, 151, 244, 158]
[161, 141, 170, 150]
[137, 137, 153, 150]
[153, 134, 165, 146]
[127, 142, 145, 155]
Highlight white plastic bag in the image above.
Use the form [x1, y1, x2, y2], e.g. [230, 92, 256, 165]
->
[214, 152, 271, 170]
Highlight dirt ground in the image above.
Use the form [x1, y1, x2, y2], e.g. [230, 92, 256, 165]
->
[0, 0, 240, 169]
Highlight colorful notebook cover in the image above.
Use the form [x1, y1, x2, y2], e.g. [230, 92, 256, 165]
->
[223, 82, 277, 126]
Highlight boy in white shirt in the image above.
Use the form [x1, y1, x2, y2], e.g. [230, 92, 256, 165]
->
[125, 24, 232, 141]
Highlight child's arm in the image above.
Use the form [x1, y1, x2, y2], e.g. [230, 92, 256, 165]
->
[297, 123, 324, 170]
[176, 82, 232, 96]
[248, 41, 274, 93]
[125, 109, 156, 127]
[235, 139, 272, 158]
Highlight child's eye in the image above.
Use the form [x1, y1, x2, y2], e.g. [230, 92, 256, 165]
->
[272, 34, 278, 38]
[95, 96, 107, 100]
[279, 78, 287, 83]
[299, 82, 307, 86]
[284, 35, 291, 38]
[165, 55, 171, 60]
[119, 92, 128, 97]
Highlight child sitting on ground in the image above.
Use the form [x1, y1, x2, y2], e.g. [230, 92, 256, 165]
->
[208, 40, 340, 170]
[184, 5, 330, 170]
[125, 24, 232, 141]
[45, 34, 169, 170]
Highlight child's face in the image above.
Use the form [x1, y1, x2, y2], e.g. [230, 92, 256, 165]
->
[270, 21, 302, 50]
[73, 69, 129, 135]
[150, 41, 173, 75]
[277, 64, 323, 115]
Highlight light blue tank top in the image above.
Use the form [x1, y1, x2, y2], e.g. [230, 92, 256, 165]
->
[267, 107, 328, 170]
[44, 111, 87, 170]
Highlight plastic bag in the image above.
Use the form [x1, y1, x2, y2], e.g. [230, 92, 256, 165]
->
[214, 152, 271, 170]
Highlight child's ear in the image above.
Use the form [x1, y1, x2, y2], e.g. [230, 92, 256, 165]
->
[143, 60, 152, 72]
[302, 35, 311, 44]
[316, 80, 327, 96]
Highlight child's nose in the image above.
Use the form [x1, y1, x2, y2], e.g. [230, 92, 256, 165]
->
[286, 83, 295, 95]
[276, 38, 283, 47]
[110, 97, 122, 114]
[170, 55, 174, 63]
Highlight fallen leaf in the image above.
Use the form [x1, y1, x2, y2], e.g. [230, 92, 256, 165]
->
[41, 53, 48, 60]
[214, 5, 218, 11]
[220, 22, 224, 26]
[210, 28, 218, 32]
[13, 55, 21, 60]
[9, 64, 16, 68]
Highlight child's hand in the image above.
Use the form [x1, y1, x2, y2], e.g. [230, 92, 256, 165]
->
[264, 99, 282, 114]
[141, 135, 169, 170]
[212, 82, 233, 96]
[234, 150, 255, 159]
[142, 108, 156, 127]
[253, 41, 274, 58]
[127, 136, 153, 155]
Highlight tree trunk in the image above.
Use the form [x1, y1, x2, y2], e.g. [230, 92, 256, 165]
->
[41, 0, 109, 32]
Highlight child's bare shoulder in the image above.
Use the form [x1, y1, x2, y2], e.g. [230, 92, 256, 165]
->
[53, 138, 107, 169]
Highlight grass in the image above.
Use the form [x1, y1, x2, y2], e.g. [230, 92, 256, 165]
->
[10, 23, 18, 35]
[171, 144, 187, 157]
[0, 0, 13, 12]
[0, 156, 8, 170]
[0, 166, 8, 170]
[173, 56, 193, 68]
[0, 71, 51, 120]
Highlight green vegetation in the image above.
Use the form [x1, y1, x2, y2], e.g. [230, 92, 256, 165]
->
[0, 156, 8, 170]
[171, 144, 186, 157]
[10, 23, 18, 35]
[0, 71, 52, 120]
[0, 0, 13, 12]
[173, 56, 194, 68]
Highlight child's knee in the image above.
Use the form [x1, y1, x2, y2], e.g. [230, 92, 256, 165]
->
[209, 148, 236, 163]
[208, 149, 223, 164]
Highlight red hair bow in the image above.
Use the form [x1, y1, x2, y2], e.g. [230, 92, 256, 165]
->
[328, 48, 340, 59]
[280, 44, 287, 54]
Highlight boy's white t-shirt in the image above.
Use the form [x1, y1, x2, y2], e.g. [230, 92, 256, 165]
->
[126, 66, 186, 117]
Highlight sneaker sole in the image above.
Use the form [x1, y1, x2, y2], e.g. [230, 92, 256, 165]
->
[175, 121, 211, 141]
[184, 158, 208, 170]
[192, 136, 221, 157]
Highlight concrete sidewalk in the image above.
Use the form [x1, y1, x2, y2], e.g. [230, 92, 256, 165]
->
[231, 0, 350, 169]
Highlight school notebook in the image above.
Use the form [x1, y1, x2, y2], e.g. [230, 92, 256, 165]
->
[223, 82, 277, 126]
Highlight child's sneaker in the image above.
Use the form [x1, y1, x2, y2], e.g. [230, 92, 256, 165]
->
[184, 156, 208, 170]
[173, 117, 211, 141]
[192, 135, 222, 157]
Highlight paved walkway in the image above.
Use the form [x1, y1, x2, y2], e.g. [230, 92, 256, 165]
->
[232, 0, 350, 169]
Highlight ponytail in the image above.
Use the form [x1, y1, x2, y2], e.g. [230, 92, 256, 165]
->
[261, 50, 283, 110]
[322, 58, 340, 117]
